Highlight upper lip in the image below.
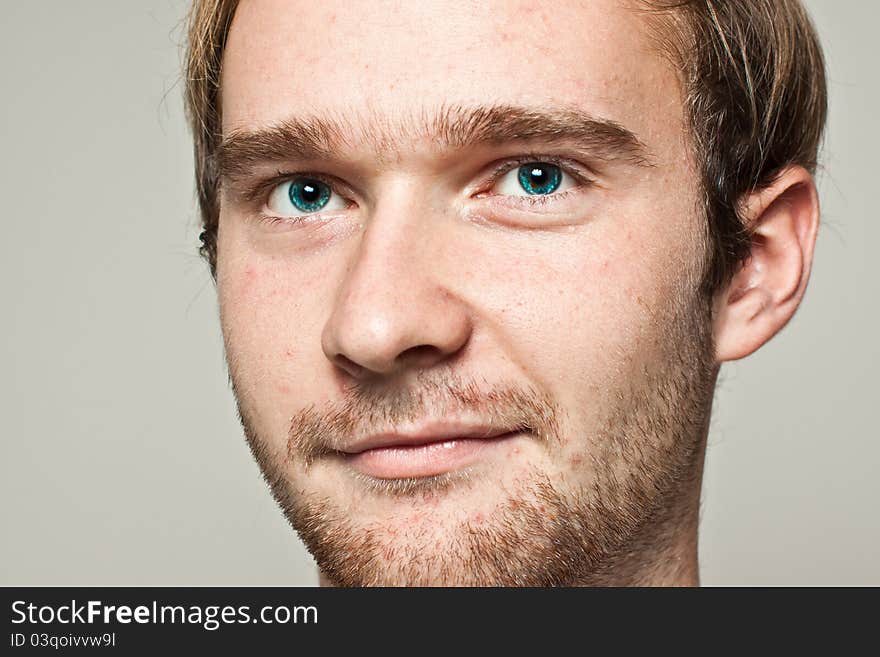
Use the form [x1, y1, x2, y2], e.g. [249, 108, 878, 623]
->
[342, 421, 521, 454]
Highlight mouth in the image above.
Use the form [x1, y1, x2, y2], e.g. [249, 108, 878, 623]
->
[338, 424, 525, 480]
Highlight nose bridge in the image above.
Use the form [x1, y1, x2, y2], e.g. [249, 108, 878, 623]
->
[321, 188, 471, 377]
[344, 179, 434, 308]
[342, 205, 428, 331]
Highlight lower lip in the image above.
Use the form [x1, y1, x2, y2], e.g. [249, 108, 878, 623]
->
[342, 432, 521, 479]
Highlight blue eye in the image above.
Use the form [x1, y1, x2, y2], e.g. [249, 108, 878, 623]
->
[517, 163, 562, 195]
[494, 161, 573, 199]
[289, 178, 331, 211]
[267, 176, 346, 218]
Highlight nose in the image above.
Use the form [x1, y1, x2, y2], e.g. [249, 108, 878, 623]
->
[320, 199, 473, 379]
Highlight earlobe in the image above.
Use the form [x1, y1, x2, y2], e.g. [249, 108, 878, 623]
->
[713, 166, 820, 362]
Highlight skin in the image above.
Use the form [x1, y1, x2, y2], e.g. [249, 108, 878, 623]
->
[215, 0, 819, 585]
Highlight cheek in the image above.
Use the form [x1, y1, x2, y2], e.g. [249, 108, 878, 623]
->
[517, 257, 650, 407]
[220, 260, 287, 361]
[466, 218, 692, 449]
[217, 247, 331, 434]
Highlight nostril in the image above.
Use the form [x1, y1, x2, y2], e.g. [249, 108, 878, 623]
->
[333, 353, 367, 378]
[398, 344, 445, 367]
[333, 344, 445, 378]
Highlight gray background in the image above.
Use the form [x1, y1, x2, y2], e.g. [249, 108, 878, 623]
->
[1, 1, 876, 586]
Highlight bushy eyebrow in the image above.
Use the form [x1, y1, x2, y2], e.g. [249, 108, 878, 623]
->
[216, 103, 652, 183]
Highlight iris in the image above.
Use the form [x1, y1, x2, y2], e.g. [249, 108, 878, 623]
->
[288, 178, 332, 212]
[517, 163, 562, 195]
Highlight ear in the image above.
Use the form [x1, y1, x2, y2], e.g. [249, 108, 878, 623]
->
[713, 165, 820, 362]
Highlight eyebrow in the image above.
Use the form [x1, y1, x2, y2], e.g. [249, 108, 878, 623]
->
[216, 103, 652, 183]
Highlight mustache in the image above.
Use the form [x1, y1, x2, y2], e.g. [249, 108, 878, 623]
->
[287, 374, 563, 466]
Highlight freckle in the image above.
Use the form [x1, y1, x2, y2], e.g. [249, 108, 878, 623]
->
[570, 455, 583, 467]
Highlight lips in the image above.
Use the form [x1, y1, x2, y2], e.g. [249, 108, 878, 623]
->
[344, 422, 516, 454]
[339, 422, 523, 479]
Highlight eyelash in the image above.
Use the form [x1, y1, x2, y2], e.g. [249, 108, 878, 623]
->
[252, 154, 594, 225]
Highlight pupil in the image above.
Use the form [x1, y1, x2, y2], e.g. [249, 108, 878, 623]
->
[302, 184, 318, 201]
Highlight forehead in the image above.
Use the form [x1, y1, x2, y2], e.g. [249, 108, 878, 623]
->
[221, 0, 682, 152]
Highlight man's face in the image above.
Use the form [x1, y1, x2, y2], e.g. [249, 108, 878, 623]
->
[216, 0, 718, 585]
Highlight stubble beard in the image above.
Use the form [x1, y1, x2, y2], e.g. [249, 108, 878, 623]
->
[229, 284, 718, 586]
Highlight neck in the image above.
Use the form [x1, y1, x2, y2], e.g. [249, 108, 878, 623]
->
[578, 495, 701, 587]
[575, 435, 707, 587]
